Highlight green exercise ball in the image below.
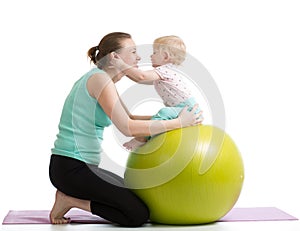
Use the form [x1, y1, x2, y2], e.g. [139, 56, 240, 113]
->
[124, 125, 244, 225]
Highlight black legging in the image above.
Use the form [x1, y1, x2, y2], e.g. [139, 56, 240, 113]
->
[49, 154, 149, 227]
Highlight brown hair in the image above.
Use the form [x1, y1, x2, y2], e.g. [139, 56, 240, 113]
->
[87, 32, 132, 69]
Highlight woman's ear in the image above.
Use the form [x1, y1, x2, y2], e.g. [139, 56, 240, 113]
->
[109, 52, 121, 62]
[111, 52, 119, 58]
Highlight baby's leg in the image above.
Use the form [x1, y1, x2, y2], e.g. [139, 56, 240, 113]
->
[123, 137, 147, 151]
[124, 105, 191, 151]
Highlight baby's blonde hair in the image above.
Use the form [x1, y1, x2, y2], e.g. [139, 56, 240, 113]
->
[153, 35, 186, 65]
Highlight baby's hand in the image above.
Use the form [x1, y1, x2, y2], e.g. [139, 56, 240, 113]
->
[109, 52, 126, 71]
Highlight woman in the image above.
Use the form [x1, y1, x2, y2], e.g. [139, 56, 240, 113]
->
[49, 32, 202, 227]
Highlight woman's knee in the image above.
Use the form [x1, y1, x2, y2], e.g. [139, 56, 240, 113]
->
[125, 204, 149, 227]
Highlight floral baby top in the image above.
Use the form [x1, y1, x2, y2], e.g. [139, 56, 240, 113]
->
[154, 63, 192, 106]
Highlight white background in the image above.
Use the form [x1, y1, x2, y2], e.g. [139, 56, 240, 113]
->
[0, 0, 300, 222]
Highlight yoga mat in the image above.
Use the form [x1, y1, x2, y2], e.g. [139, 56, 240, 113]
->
[2, 207, 298, 225]
[220, 207, 298, 222]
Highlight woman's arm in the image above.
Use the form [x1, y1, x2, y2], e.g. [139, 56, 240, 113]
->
[131, 115, 153, 120]
[87, 73, 202, 137]
[119, 98, 152, 120]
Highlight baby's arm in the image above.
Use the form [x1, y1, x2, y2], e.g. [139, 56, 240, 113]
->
[125, 68, 159, 85]
[110, 53, 160, 84]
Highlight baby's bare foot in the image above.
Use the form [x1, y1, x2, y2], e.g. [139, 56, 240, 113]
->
[123, 138, 146, 151]
[50, 190, 72, 224]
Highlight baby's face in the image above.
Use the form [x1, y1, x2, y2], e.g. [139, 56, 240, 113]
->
[150, 47, 167, 67]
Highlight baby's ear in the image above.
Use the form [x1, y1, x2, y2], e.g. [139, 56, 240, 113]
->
[163, 51, 170, 60]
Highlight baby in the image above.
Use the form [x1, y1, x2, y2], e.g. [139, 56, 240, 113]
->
[111, 35, 202, 150]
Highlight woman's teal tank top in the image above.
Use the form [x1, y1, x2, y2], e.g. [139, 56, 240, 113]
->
[51, 68, 112, 165]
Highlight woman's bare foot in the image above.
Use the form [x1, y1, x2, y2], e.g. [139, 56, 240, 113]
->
[50, 190, 91, 224]
[50, 190, 72, 224]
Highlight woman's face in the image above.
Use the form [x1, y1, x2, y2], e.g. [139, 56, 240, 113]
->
[117, 38, 141, 68]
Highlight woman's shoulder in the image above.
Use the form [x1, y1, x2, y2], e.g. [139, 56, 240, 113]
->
[86, 69, 115, 98]
[84, 67, 108, 80]
[77, 67, 106, 83]
[87, 67, 106, 76]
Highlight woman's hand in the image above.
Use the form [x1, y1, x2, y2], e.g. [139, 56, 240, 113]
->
[178, 105, 203, 127]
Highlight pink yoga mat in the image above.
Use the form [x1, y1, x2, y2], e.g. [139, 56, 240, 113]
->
[2, 207, 298, 225]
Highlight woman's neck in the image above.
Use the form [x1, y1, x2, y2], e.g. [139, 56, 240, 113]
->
[102, 67, 124, 83]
